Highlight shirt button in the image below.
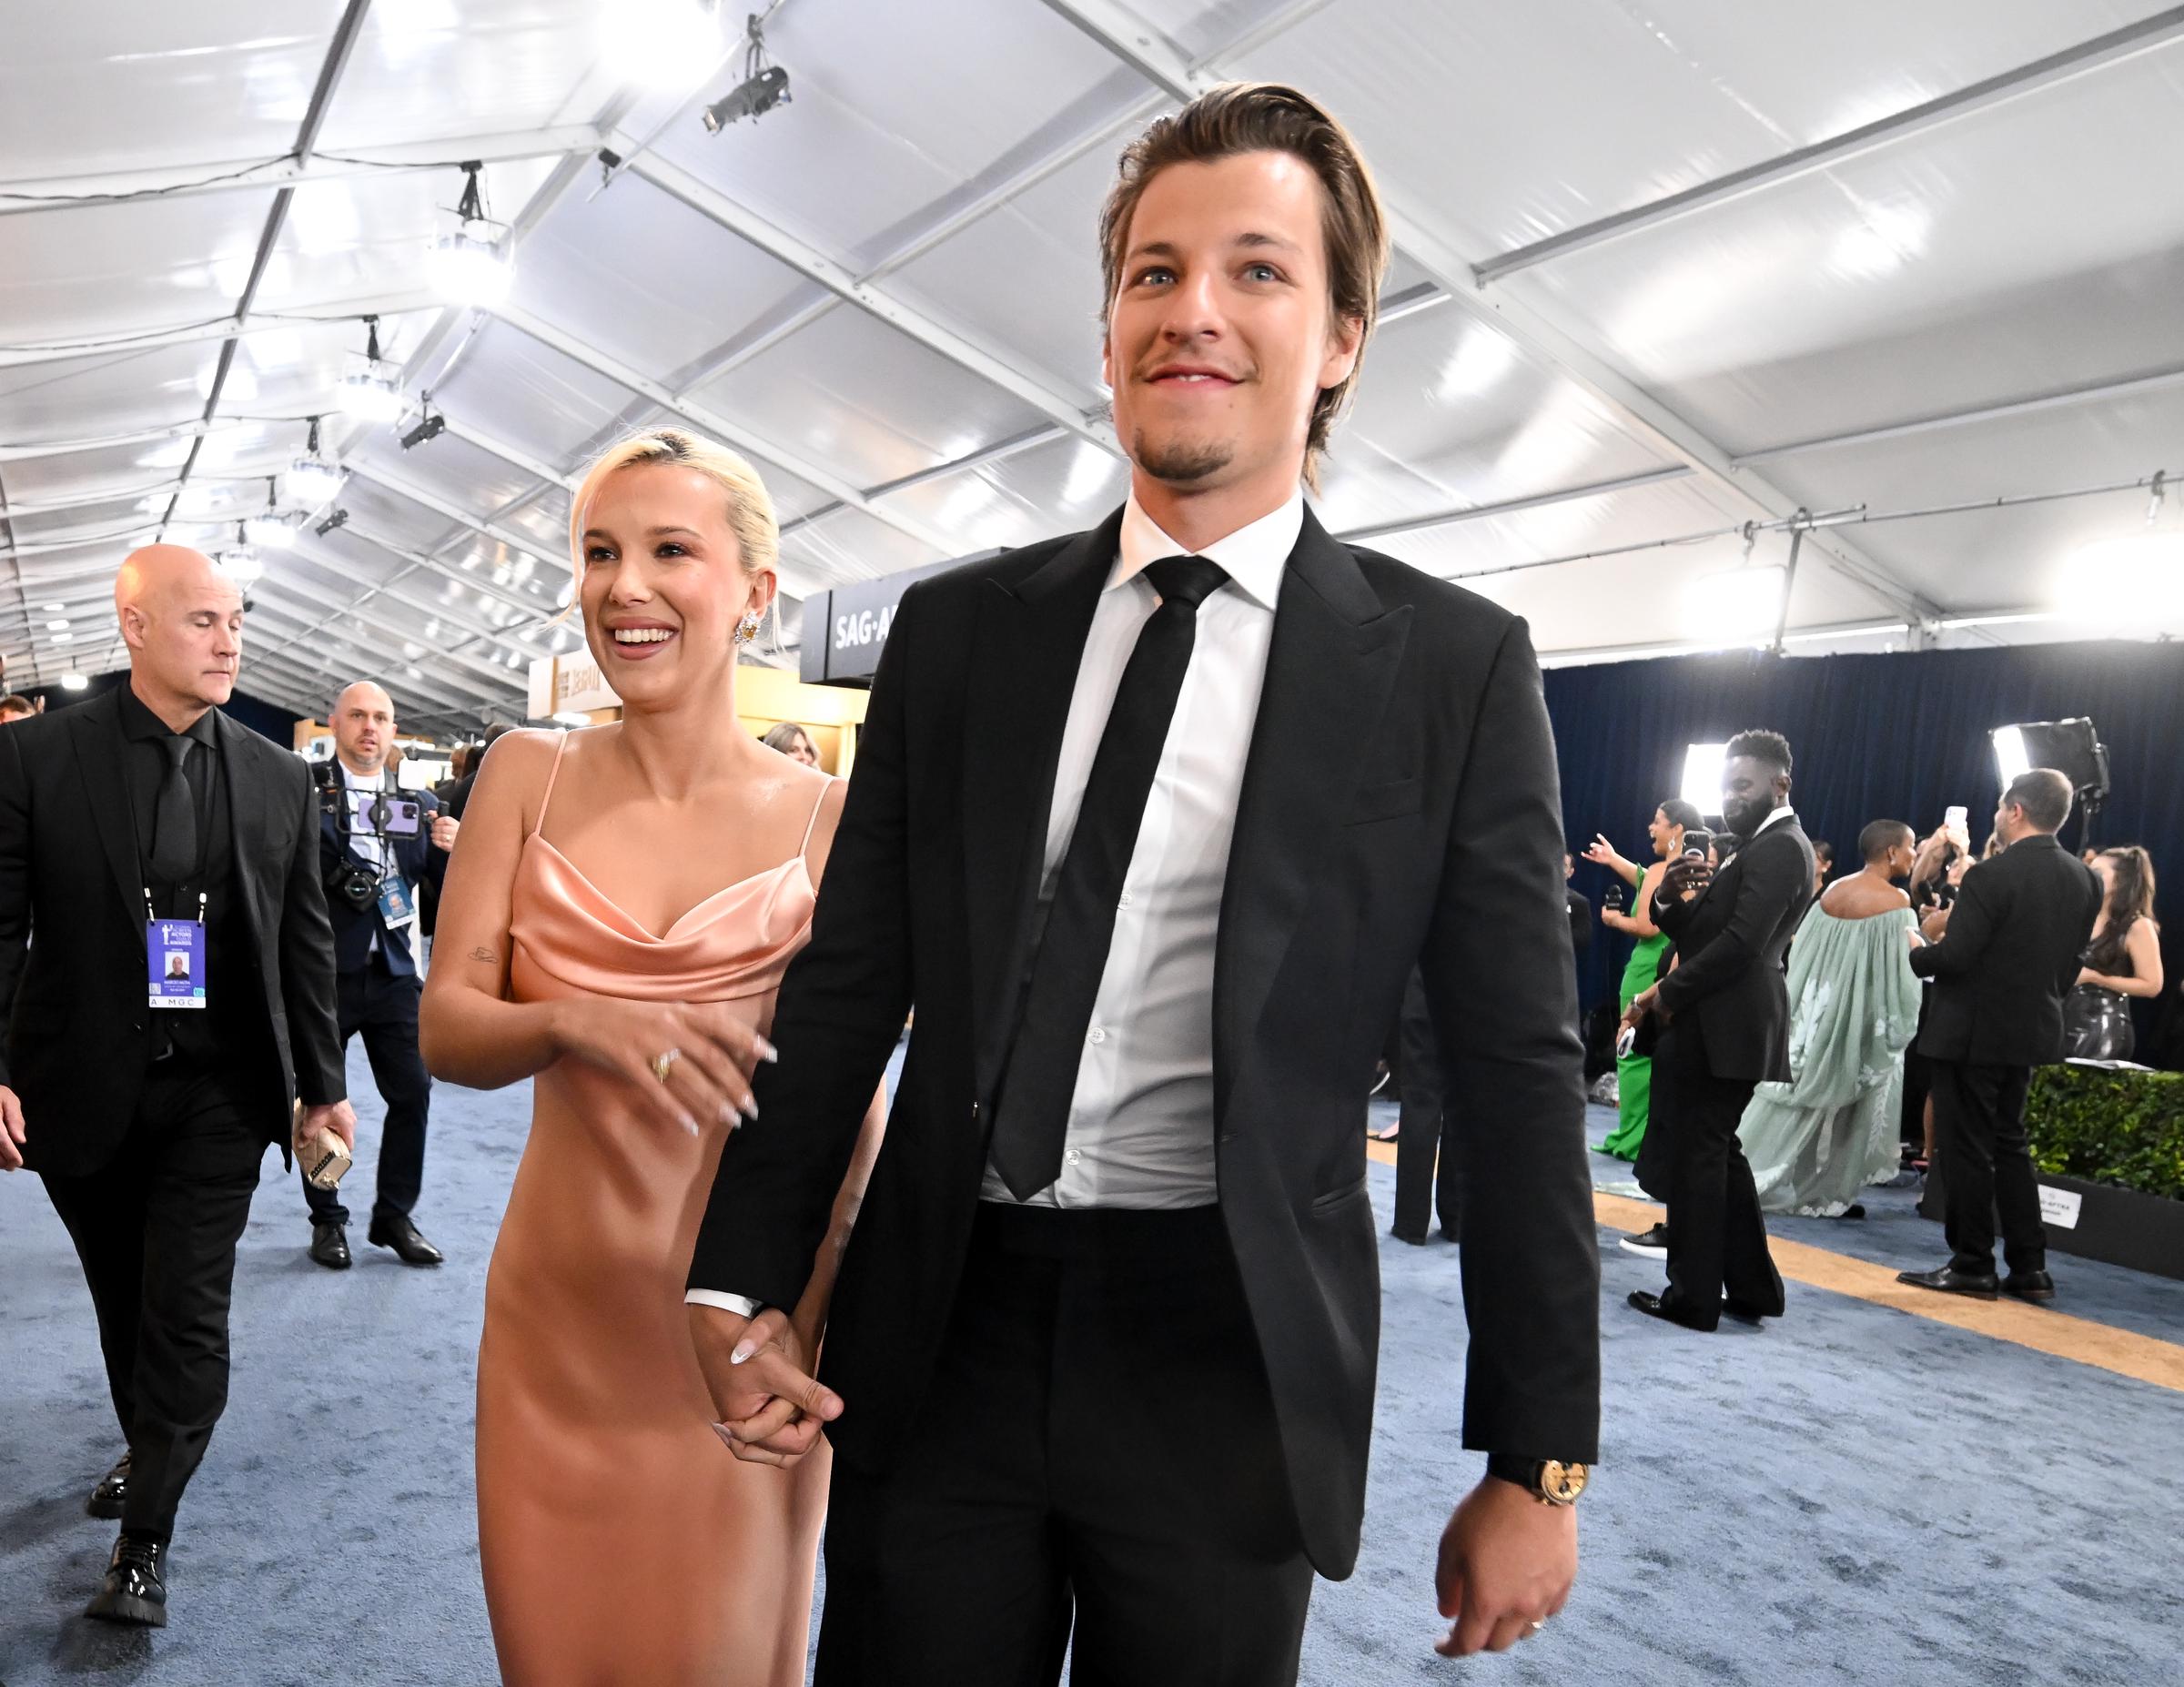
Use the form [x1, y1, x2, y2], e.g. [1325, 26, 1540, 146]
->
[1118, 891, 1133, 908]
[1087, 1027, 1107, 1046]
[1064, 1149, 1081, 1166]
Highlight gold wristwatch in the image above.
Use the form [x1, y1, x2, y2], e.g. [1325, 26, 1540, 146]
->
[1486, 1455, 1590, 1506]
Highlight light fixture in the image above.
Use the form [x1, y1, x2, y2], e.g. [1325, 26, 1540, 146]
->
[46, 619, 69, 631]
[2062, 533, 2184, 627]
[313, 508, 350, 538]
[701, 10, 792, 131]
[51, 631, 75, 644]
[1680, 742, 1727, 813]
[424, 163, 513, 307]
[607, 0, 726, 89]
[215, 522, 266, 585]
[1684, 562, 1786, 649]
[61, 672, 89, 692]
[337, 317, 403, 423]
[288, 416, 343, 503]
[400, 399, 448, 450]
[1991, 725, 2029, 786]
[243, 478, 300, 550]
[1993, 718, 2108, 801]
[40, 601, 66, 612]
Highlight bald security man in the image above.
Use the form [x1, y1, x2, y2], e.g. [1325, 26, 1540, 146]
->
[301, 681, 457, 1270]
[0, 545, 351, 1628]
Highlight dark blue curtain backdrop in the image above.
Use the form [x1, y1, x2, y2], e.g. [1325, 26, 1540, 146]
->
[1546, 640, 2184, 1056]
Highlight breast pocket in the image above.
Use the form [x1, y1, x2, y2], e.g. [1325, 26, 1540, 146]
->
[1344, 776, 1421, 827]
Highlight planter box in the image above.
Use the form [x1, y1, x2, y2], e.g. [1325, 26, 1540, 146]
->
[1921, 1161, 2184, 1281]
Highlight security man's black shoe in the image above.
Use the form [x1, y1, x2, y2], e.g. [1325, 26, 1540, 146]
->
[369, 1212, 444, 1267]
[86, 1534, 167, 1627]
[86, 1450, 130, 1520]
[309, 1220, 352, 1269]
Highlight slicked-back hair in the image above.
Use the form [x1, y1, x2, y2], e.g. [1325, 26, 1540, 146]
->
[2003, 768, 2074, 833]
[1097, 82, 1390, 489]
[1859, 819, 1914, 863]
[1659, 798, 1703, 832]
[1724, 728, 1794, 778]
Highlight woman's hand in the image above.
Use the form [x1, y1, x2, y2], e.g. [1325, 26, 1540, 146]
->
[551, 996, 775, 1136]
[1582, 835, 1635, 884]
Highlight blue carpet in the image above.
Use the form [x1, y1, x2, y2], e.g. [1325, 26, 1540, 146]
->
[4, 1072, 2179, 1685]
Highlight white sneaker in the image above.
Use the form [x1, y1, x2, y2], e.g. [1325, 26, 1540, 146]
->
[1617, 1226, 1668, 1256]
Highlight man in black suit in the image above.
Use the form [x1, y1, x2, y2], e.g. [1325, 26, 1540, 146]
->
[1623, 729, 1815, 1331]
[684, 85, 1599, 1683]
[1896, 768, 2101, 1302]
[0, 545, 349, 1627]
[300, 681, 456, 1269]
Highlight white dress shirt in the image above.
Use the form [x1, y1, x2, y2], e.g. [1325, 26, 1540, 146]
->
[686, 493, 1301, 1316]
[339, 761, 393, 955]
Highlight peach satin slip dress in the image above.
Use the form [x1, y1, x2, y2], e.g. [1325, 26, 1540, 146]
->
[477, 732, 834, 1686]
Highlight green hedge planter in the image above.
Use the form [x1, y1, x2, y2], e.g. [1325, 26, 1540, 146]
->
[2022, 1064, 2184, 1281]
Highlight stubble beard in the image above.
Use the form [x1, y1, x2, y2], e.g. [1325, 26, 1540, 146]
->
[1131, 426, 1234, 487]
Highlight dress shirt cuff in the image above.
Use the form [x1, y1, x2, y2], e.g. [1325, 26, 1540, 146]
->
[684, 1289, 763, 1318]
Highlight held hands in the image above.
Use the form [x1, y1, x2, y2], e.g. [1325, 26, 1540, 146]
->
[690, 1304, 842, 1468]
[296, 1098, 358, 1158]
[551, 996, 775, 1137]
[1433, 1476, 1576, 1656]
[0, 1084, 25, 1171]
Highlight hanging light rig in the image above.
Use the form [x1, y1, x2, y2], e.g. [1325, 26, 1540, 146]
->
[288, 415, 342, 505]
[426, 162, 513, 307]
[702, 11, 792, 132]
[244, 477, 299, 550]
[215, 520, 264, 584]
[338, 317, 403, 423]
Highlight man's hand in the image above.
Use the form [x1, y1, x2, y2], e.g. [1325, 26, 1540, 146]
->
[0, 1084, 25, 1171]
[295, 1099, 358, 1158]
[1621, 983, 1668, 1033]
[430, 813, 459, 853]
[1662, 857, 1712, 902]
[1434, 1476, 1576, 1656]
[1920, 906, 1952, 945]
[690, 1303, 842, 1468]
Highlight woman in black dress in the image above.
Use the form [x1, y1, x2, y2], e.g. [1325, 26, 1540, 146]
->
[2065, 846, 2164, 1059]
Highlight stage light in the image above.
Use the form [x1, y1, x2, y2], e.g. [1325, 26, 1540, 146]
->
[51, 631, 74, 644]
[39, 601, 65, 613]
[215, 523, 265, 585]
[1991, 725, 2029, 786]
[46, 619, 68, 632]
[313, 508, 350, 538]
[400, 407, 448, 450]
[1993, 717, 2108, 800]
[61, 672, 89, 692]
[1684, 563, 1785, 649]
[605, 0, 724, 88]
[1681, 742, 1726, 812]
[337, 317, 402, 422]
[425, 163, 513, 307]
[700, 10, 791, 131]
[243, 479, 299, 550]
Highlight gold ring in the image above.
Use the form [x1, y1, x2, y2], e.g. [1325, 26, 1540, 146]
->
[651, 1047, 682, 1085]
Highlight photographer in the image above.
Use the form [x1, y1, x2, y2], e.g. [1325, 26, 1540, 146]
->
[303, 682, 458, 1270]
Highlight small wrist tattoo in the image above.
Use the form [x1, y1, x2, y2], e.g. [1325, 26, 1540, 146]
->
[470, 945, 499, 964]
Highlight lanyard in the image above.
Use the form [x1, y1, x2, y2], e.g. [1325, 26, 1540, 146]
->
[146, 888, 207, 927]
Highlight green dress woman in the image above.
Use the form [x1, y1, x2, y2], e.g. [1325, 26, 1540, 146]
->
[1583, 801, 1700, 1160]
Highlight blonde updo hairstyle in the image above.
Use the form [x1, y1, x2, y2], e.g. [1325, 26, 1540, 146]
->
[566, 428, 780, 622]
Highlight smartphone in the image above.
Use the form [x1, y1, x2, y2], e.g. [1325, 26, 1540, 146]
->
[1681, 827, 1714, 861]
[1614, 1024, 1638, 1060]
[349, 790, 423, 837]
[1944, 805, 1968, 833]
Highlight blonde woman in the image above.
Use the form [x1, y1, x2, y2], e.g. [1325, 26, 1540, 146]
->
[420, 429, 883, 1685]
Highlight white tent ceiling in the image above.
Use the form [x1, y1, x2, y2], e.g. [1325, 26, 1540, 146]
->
[4, 0, 2180, 732]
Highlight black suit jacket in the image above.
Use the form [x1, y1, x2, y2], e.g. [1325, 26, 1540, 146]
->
[690, 505, 1601, 1578]
[1652, 813, 1815, 1082]
[1911, 833, 2102, 1066]
[0, 687, 345, 1177]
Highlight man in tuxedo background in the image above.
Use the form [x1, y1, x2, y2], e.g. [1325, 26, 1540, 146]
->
[1896, 768, 2101, 1302]
[1623, 729, 1815, 1332]
[0, 545, 351, 1628]
[300, 681, 457, 1270]
[686, 83, 1599, 1684]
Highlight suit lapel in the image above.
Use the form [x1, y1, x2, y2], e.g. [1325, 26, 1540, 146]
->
[1213, 508, 1411, 1123]
[211, 709, 268, 944]
[962, 514, 1118, 1098]
[70, 690, 146, 929]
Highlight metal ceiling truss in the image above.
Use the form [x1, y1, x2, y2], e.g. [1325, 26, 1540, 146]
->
[252, 546, 538, 692]
[0, 289, 442, 369]
[1038, 0, 1943, 629]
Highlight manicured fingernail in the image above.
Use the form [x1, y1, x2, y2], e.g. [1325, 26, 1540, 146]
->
[719, 1102, 738, 1125]
[757, 1039, 779, 1064]
[681, 1113, 700, 1136]
[739, 1096, 760, 1122]
[711, 1422, 737, 1449]
[730, 1340, 755, 1364]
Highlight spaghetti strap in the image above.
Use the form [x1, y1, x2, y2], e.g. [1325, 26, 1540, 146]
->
[797, 775, 836, 858]
[534, 730, 573, 836]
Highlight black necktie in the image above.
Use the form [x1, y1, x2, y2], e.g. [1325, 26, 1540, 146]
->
[986, 554, 1231, 1199]
[149, 736, 197, 886]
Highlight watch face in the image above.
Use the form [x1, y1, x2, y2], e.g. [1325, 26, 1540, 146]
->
[1541, 1460, 1589, 1503]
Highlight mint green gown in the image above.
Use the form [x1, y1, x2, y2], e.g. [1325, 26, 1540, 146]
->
[1738, 904, 1922, 1216]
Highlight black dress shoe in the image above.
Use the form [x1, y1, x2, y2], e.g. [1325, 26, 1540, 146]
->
[2004, 1269, 2056, 1303]
[1627, 1288, 1717, 1331]
[1390, 1228, 1428, 1246]
[85, 1534, 167, 1628]
[309, 1221, 351, 1269]
[1835, 1203, 1866, 1220]
[368, 1213, 444, 1267]
[86, 1451, 130, 1520]
[1720, 1298, 1779, 1326]
[1896, 1264, 1998, 1299]
[1617, 1223, 1669, 1258]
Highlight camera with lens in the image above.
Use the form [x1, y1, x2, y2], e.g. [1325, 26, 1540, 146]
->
[314, 760, 422, 911]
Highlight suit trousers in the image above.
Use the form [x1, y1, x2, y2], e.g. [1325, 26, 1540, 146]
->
[302, 954, 430, 1227]
[1392, 970, 1462, 1242]
[814, 1203, 1315, 1687]
[1655, 1024, 1784, 1324]
[39, 1058, 269, 1543]
[1931, 1060, 2045, 1276]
